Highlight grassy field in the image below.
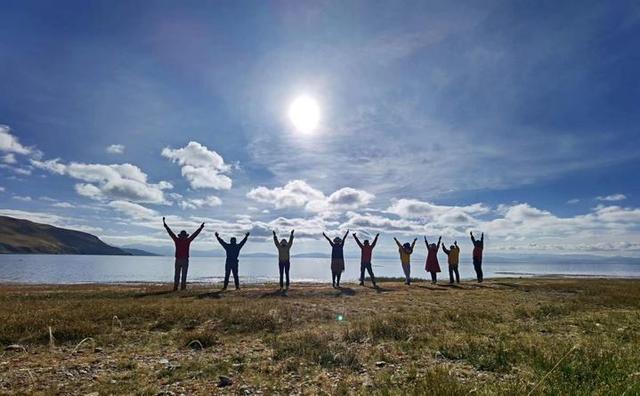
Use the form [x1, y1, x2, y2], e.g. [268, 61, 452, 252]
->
[0, 278, 639, 395]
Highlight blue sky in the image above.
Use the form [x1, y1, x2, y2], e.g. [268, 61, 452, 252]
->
[1, 0, 639, 256]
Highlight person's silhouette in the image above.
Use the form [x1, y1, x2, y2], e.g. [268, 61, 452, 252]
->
[442, 241, 460, 284]
[470, 231, 485, 282]
[394, 237, 417, 285]
[163, 217, 204, 291]
[353, 233, 379, 287]
[273, 229, 294, 290]
[322, 230, 349, 288]
[215, 232, 250, 290]
[424, 236, 442, 284]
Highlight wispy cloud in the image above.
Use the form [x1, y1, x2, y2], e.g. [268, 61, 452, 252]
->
[0, 125, 33, 156]
[596, 194, 626, 202]
[106, 144, 125, 154]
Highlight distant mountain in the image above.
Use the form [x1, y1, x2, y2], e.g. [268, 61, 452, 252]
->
[120, 247, 159, 256]
[293, 252, 331, 258]
[243, 252, 277, 258]
[0, 215, 129, 255]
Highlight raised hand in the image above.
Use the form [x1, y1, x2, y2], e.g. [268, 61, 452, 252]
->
[162, 216, 166, 223]
[215, 232, 219, 237]
[200, 222, 205, 228]
[245, 232, 250, 237]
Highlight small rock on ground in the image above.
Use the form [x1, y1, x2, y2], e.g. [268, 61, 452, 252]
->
[218, 375, 233, 387]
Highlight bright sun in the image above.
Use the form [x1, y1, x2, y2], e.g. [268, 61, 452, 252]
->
[288, 95, 320, 133]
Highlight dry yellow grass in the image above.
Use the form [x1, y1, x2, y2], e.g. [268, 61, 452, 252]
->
[0, 278, 639, 395]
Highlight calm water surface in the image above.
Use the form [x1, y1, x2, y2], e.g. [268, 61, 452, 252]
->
[0, 255, 638, 284]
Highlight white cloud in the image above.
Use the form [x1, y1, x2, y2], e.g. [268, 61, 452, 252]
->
[162, 141, 232, 190]
[2, 153, 16, 164]
[0, 164, 32, 176]
[108, 200, 158, 220]
[30, 158, 66, 174]
[106, 144, 125, 154]
[386, 198, 489, 221]
[12, 195, 32, 202]
[0, 125, 32, 155]
[567, 198, 580, 204]
[13, 167, 32, 176]
[179, 196, 222, 210]
[32, 159, 172, 204]
[52, 202, 74, 208]
[247, 180, 374, 214]
[596, 194, 626, 202]
[247, 180, 324, 209]
[0, 186, 5, 192]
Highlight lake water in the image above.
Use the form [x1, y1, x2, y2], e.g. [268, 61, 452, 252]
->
[0, 255, 638, 284]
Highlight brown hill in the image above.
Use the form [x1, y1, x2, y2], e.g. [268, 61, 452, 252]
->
[0, 215, 129, 255]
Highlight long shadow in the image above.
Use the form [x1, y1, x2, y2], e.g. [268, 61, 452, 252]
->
[194, 290, 223, 299]
[492, 282, 527, 289]
[133, 290, 175, 298]
[335, 287, 356, 296]
[464, 282, 500, 289]
[440, 283, 465, 289]
[374, 286, 394, 293]
[259, 289, 288, 298]
[416, 284, 449, 291]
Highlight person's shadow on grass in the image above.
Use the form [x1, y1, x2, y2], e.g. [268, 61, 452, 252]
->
[194, 290, 223, 299]
[259, 289, 288, 298]
[335, 287, 355, 296]
[133, 290, 175, 298]
[416, 284, 448, 291]
[440, 283, 465, 289]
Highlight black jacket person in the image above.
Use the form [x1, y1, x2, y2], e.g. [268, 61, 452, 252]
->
[215, 232, 249, 290]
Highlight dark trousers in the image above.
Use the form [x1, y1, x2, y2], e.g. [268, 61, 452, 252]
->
[430, 271, 437, 283]
[473, 259, 483, 282]
[224, 260, 240, 289]
[360, 262, 376, 285]
[174, 258, 189, 290]
[332, 271, 342, 287]
[279, 259, 290, 288]
[449, 266, 460, 283]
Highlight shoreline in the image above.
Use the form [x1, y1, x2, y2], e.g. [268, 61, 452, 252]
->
[1, 273, 640, 287]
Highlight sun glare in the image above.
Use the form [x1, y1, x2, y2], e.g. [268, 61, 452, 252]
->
[288, 95, 320, 133]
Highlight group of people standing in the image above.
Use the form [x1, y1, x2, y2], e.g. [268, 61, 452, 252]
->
[162, 217, 485, 291]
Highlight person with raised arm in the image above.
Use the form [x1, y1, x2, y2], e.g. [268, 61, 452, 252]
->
[424, 236, 442, 284]
[442, 240, 461, 284]
[215, 231, 250, 290]
[353, 232, 379, 288]
[470, 231, 485, 282]
[273, 229, 294, 290]
[322, 229, 349, 288]
[163, 217, 204, 291]
[394, 237, 417, 285]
